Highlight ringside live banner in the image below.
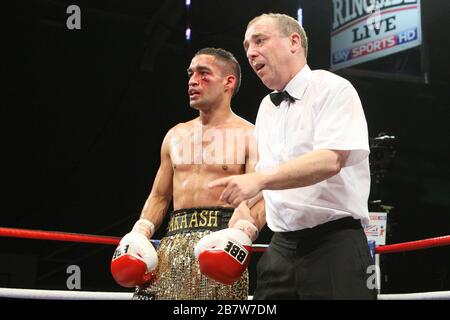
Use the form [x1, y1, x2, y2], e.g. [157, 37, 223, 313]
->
[331, 0, 422, 70]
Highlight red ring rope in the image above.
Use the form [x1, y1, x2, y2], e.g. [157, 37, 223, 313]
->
[1, 227, 450, 254]
[375, 235, 450, 254]
[0, 227, 120, 245]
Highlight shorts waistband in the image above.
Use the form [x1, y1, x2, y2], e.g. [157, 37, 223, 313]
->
[280, 217, 362, 239]
[166, 207, 234, 236]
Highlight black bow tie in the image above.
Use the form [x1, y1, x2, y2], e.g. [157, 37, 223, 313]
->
[269, 91, 295, 106]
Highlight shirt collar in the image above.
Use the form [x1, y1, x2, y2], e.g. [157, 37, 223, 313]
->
[282, 64, 311, 101]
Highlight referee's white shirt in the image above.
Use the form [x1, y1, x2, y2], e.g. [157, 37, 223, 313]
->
[255, 64, 371, 232]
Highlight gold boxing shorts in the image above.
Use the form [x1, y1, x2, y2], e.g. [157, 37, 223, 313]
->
[132, 207, 249, 300]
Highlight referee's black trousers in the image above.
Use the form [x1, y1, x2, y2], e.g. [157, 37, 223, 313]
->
[253, 217, 378, 300]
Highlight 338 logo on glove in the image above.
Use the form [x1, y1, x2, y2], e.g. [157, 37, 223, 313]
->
[194, 228, 253, 285]
[111, 232, 158, 287]
[112, 244, 131, 260]
[224, 240, 249, 264]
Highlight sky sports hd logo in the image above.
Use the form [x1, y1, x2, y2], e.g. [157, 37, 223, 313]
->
[333, 27, 418, 65]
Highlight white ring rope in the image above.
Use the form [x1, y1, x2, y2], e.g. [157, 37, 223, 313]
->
[377, 291, 450, 300]
[1, 287, 450, 300]
[0, 288, 133, 300]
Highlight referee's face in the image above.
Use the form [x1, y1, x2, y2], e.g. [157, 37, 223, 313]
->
[244, 17, 293, 91]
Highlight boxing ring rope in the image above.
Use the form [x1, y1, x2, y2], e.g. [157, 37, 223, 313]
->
[0, 227, 122, 245]
[0, 288, 133, 300]
[1, 226, 450, 300]
[2, 227, 450, 254]
[375, 235, 450, 254]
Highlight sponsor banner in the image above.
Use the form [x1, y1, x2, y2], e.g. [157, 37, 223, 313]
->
[364, 212, 387, 245]
[331, 0, 422, 70]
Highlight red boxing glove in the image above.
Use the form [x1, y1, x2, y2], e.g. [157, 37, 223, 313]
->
[194, 224, 254, 285]
[111, 232, 158, 287]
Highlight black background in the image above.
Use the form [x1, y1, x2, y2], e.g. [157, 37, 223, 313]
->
[2, 0, 450, 296]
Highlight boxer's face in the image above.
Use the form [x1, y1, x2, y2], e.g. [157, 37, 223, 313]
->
[244, 17, 293, 91]
[187, 54, 229, 110]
